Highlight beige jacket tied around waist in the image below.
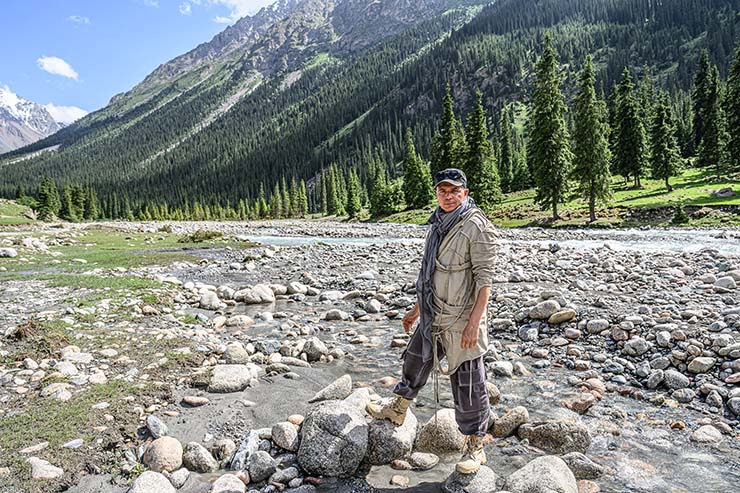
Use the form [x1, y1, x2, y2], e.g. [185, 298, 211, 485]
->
[429, 207, 498, 374]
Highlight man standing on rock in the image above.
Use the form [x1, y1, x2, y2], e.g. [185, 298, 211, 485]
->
[367, 168, 497, 474]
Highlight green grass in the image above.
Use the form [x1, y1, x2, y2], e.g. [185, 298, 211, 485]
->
[2, 319, 74, 365]
[0, 199, 33, 225]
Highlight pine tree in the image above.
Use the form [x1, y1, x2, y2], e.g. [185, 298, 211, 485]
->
[698, 65, 728, 178]
[289, 177, 299, 217]
[257, 183, 268, 218]
[83, 185, 98, 220]
[571, 56, 612, 222]
[498, 110, 514, 193]
[526, 35, 572, 221]
[692, 51, 711, 155]
[346, 169, 362, 218]
[270, 183, 283, 218]
[465, 91, 501, 211]
[327, 165, 344, 216]
[281, 177, 291, 218]
[726, 38, 740, 171]
[401, 128, 433, 209]
[319, 171, 328, 215]
[37, 177, 61, 221]
[649, 93, 682, 191]
[430, 84, 465, 175]
[297, 180, 309, 217]
[60, 185, 78, 222]
[613, 68, 647, 187]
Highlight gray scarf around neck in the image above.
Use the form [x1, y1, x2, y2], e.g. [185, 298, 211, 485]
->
[415, 196, 477, 362]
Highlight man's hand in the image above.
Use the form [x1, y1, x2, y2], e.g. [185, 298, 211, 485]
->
[402, 304, 420, 333]
[461, 321, 479, 349]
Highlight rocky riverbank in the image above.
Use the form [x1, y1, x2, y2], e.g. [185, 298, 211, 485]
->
[1, 220, 739, 493]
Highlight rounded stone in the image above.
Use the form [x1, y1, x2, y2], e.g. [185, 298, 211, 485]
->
[143, 437, 183, 473]
[182, 442, 219, 473]
[129, 471, 176, 493]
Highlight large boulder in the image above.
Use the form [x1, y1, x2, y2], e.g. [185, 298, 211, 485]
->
[517, 421, 591, 455]
[491, 406, 529, 438]
[128, 471, 176, 493]
[308, 374, 352, 403]
[297, 401, 368, 477]
[506, 455, 578, 493]
[248, 450, 277, 482]
[415, 409, 466, 453]
[529, 300, 561, 320]
[211, 474, 246, 493]
[442, 465, 498, 493]
[143, 437, 183, 473]
[199, 291, 221, 310]
[272, 422, 300, 452]
[365, 409, 418, 465]
[207, 364, 261, 393]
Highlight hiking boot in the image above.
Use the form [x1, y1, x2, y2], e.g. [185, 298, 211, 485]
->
[366, 395, 411, 426]
[455, 434, 487, 474]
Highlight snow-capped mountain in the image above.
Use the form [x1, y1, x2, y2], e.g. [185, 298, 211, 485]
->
[0, 87, 64, 153]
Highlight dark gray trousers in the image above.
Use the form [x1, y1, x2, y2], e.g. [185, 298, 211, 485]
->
[392, 327, 490, 436]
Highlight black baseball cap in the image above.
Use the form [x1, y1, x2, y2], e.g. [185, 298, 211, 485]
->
[434, 168, 467, 188]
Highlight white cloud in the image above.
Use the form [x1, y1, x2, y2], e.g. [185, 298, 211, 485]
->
[179, 2, 192, 15]
[45, 103, 88, 124]
[143, 0, 159, 7]
[67, 15, 90, 24]
[209, 0, 267, 24]
[37, 56, 79, 81]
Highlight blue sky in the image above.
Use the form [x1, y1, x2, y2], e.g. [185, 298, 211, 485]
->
[0, 0, 273, 122]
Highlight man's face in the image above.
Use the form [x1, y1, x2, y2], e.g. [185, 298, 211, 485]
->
[436, 183, 469, 212]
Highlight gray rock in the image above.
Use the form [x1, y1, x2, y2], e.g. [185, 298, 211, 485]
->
[492, 406, 529, 438]
[517, 421, 590, 455]
[727, 397, 740, 416]
[506, 455, 577, 493]
[586, 319, 609, 334]
[560, 452, 604, 479]
[0, 248, 18, 258]
[208, 364, 261, 393]
[491, 361, 514, 378]
[673, 388, 695, 403]
[324, 309, 349, 321]
[663, 370, 690, 390]
[715, 277, 737, 290]
[230, 430, 260, 470]
[27, 457, 64, 480]
[211, 474, 246, 493]
[408, 452, 439, 471]
[183, 442, 219, 473]
[272, 422, 300, 452]
[303, 337, 329, 362]
[129, 471, 176, 493]
[166, 468, 190, 489]
[646, 370, 664, 389]
[199, 291, 221, 310]
[143, 437, 183, 473]
[687, 357, 716, 373]
[365, 299, 382, 314]
[691, 425, 723, 443]
[223, 342, 251, 364]
[248, 450, 277, 482]
[443, 465, 497, 493]
[297, 400, 368, 477]
[623, 337, 650, 357]
[416, 409, 466, 453]
[529, 300, 561, 320]
[146, 415, 168, 439]
[270, 466, 300, 484]
[287, 282, 308, 295]
[308, 374, 352, 403]
[366, 409, 418, 465]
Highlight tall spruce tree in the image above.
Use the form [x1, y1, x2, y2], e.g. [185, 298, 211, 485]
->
[527, 35, 572, 221]
[571, 56, 612, 222]
[650, 93, 682, 191]
[320, 170, 328, 215]
[297, 180, 309, 217]
[614, 68, 647, 187]
[402, 128, 434, 209]
[430, 84, 465, 175]
[37, 177, 61, 221]
[465, 91, 501, 211]
[698, 65, 728, 178]
[692, 51, 711, 156]
[327, 165, 344, 216]
[60, 185, 77, 222]
[726, 38, 740, 171]
[498, 110, 514, 193]
[346, 169, 362, 218]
